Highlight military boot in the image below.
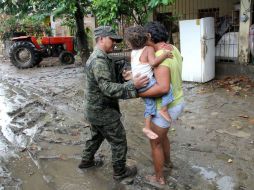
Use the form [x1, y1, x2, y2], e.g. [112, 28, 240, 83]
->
[78, 158, 103, 169]
[113, 165, 137, 181]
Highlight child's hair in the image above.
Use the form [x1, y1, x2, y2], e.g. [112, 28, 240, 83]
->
[124, 25, 148, 50]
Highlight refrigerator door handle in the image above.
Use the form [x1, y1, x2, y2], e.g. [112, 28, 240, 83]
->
[201, 39, 208, 60]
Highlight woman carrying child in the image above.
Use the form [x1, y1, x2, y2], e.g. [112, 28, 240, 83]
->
[125, 25, 174, 140]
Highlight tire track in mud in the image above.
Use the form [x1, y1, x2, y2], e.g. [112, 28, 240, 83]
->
[0, 68, 88, 189]
[0, 77, 86, 150]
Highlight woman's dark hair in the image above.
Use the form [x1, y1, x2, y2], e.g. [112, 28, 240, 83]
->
[144, 21, 169, 43]
[124, 25, 148, 50]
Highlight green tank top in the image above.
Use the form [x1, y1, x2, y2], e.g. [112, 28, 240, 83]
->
[155, 46, 184, 109]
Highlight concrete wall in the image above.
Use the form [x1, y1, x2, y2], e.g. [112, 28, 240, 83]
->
[51, 16, 95, 37]
[238, 0, 252, 64]
[51, 17, 71, 37]
[216, 62, 254, 80]
[158, 0, 239, 19]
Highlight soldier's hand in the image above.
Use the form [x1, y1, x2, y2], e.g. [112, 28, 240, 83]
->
[122, 69, 132, 81]
[133, 73, 149, 89]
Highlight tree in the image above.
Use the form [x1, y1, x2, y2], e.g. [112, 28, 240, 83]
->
[92, 0, 176, 27]
[92, 0, 150, 27]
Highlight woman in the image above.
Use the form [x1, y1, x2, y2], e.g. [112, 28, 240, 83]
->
[139, 21, 185, 186]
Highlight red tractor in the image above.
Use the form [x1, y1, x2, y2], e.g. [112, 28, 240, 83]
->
[9, 36, 76, 69]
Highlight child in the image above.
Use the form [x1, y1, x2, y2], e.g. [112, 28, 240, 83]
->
[125, 25, 174, 139]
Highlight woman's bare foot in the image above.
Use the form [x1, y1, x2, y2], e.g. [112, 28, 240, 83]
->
[159, 110, 172, 122]
[145, 175, 166, 188]
[142, 128, 158, 139]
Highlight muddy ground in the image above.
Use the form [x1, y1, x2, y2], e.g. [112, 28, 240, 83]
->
[0, 58, 254, 190]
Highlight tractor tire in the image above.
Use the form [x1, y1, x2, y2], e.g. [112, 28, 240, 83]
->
[59, 51, 75, 65]
[9, 41, 41, 69]
[34, 56, 43, 66]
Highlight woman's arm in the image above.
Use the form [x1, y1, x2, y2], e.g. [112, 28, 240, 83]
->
[139, 65, 171, 97]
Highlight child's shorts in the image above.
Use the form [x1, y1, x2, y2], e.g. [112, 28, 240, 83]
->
[138, 77, 156, 93]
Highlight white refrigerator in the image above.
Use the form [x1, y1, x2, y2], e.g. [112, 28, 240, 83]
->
[179, 17, 215, 83]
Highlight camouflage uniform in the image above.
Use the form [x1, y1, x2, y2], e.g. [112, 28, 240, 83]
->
[82, 46, 138, 174]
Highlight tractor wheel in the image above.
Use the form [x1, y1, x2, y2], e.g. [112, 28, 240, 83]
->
[34, 56, 43, 66]
[9, 41, 41, 69]
[59, 51, 75, 65]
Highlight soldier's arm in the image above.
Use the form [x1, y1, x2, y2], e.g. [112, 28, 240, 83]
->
[92, 59, 138, 99]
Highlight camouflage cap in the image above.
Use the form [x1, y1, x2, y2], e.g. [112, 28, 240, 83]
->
[94, 26, 123, 43]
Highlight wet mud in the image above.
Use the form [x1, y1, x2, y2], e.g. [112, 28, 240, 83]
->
[0, 58, 254, 190]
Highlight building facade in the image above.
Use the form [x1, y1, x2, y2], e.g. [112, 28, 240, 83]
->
[154, 0, 253, 65]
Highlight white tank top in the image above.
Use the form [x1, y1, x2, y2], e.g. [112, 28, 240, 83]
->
[131, 47, 153, 79]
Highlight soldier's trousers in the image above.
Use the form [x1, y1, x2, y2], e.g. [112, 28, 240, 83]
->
[82, 119, 127, 174]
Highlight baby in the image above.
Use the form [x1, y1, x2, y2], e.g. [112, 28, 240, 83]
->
[125, 25, 174, 139]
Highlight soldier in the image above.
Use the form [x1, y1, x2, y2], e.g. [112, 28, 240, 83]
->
[79, 26, 149, 181]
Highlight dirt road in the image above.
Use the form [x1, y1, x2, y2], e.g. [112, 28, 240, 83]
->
[0, 58, 254, 190]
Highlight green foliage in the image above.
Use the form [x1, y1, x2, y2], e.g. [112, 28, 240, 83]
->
[0, 0, 54, 41]
[0, 16, 51, 41]
[0, 0, 91, 29]
[0, 1, 90, 36]
[93, 0, 176, 28]
[0, 0, 176, 32]
[92, 0, 118, 28]
[0, 17, 16, 40]
[123, 0, 151, 25]
[0, 0, 31, 17]
[61, 17, 76, 36]
[148, 0, 175, 8]
[92, 0, 150, 28]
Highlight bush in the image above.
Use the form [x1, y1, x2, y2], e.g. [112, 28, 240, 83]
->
[0, 16, 51, 41]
